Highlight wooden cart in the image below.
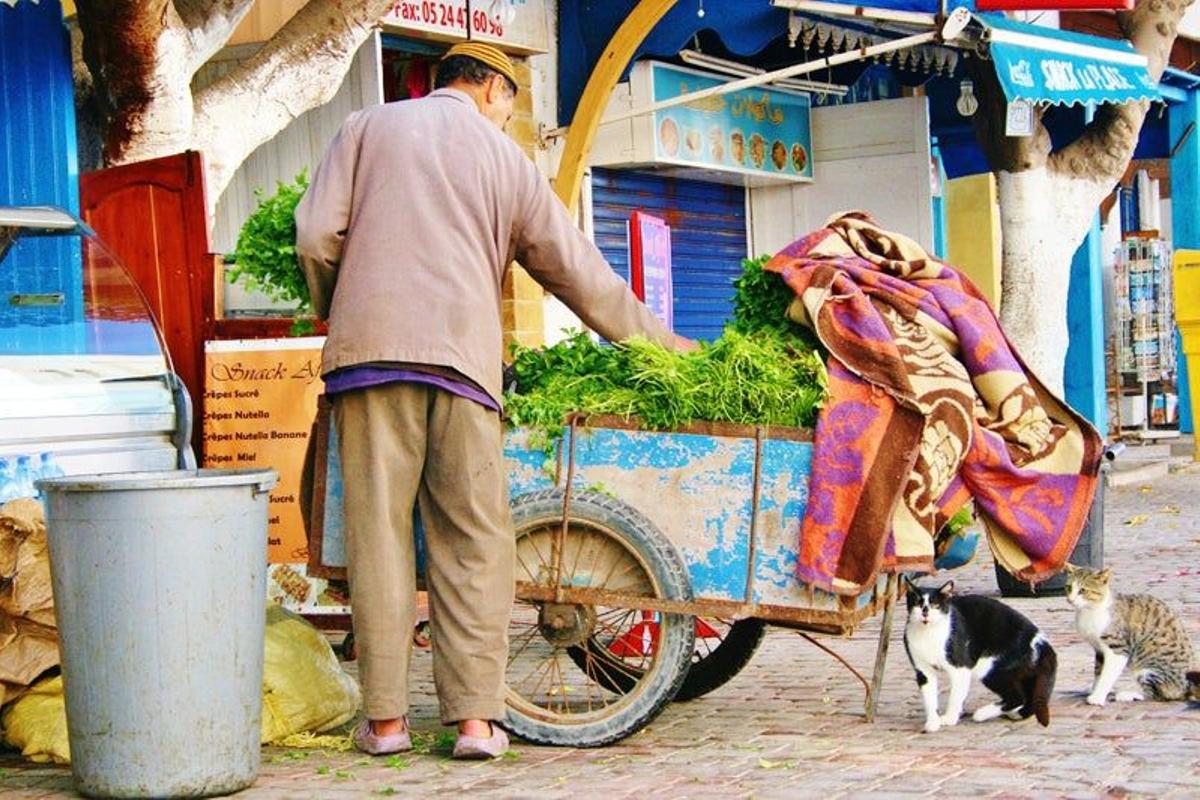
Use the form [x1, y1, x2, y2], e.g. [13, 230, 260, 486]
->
[309, 410, 972, 747]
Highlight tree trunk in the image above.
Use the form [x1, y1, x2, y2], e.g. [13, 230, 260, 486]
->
[77, 0, 394, 211]
[968, 0, 1190, 397]
[995, 168, 1110, 395]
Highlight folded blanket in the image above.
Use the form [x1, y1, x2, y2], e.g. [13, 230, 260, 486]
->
[766, 212, 1103, 595]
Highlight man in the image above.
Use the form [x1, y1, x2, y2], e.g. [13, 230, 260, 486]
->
[295, 41, 690, 759]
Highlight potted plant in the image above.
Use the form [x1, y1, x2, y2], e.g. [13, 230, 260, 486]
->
[230, 170, 315, 335]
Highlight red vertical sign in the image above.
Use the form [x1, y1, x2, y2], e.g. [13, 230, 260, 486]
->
[629, 211, 673, 331]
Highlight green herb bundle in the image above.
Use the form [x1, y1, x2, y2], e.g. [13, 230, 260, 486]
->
[231, 170, 311, 312]
[505, 326, 827, 434]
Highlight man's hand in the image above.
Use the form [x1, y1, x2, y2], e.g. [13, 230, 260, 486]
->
[672, 334, 700, 353]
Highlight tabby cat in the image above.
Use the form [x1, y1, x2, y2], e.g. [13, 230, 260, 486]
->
[1065, 565, 1200, 704]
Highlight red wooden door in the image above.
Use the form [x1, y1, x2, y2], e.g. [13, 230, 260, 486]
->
[79, 151, 212, 457]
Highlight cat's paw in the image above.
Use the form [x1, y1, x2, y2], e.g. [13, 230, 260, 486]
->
[923, 717, 941, 733]
[972, 703, 1003, 722]
[939, 712, 961, 727]
[1115, 690, 1144, 702]
[1085, 692, 1108, 706]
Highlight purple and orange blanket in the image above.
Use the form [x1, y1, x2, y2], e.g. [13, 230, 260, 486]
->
[766, 212, 1103, 596]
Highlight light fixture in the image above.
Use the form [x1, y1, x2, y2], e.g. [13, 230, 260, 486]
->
[956, 79, 979, 117]
[678, 49, 849, 97]
[697, 0, 706, 19]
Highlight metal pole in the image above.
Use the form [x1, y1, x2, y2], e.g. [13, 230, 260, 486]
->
[543, 30, 940, 138]
[770, 0, 939, 28]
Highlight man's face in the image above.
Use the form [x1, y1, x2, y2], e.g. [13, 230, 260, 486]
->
[482, 73, 516, 131]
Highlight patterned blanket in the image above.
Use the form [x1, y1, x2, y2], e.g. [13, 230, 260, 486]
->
[766, 212, 1103, 596]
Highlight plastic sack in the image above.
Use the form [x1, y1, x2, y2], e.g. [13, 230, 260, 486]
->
[1, 608, 360, 763]
[1, 674, 69, 764]
[261, 604, 360, 744]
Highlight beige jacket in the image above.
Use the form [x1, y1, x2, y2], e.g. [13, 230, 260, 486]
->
[295, 88, 673, 404]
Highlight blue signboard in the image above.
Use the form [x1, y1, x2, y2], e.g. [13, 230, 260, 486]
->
[984, 15, 1159, 107]
[629, 211, 673, 330]
[649, 62, 813, 182]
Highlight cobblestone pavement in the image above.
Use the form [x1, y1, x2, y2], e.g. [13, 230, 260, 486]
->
[3, 470, 1199, 798]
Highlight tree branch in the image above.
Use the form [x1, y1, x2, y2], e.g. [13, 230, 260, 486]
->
[191, 0, 395, 199]
[175, 0, 258, 72]
[1051, 0, 1192, 185]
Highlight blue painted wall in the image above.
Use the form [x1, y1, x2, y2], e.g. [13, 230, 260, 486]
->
[1065, 216, 1107, 433]
[1169, 90, 1199, 434]
[0, 0, 84, 356]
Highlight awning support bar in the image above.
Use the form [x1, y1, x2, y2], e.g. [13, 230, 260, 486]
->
[543, 28, 940, 139]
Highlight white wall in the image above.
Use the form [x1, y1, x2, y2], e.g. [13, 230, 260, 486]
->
[749, 97, 934, 257]
[196, 35, 382, 312]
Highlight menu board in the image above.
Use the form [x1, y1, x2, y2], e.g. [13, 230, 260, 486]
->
[629, 211, 674, 330]
[203, 338, 349, 614]
[649, 62, 813, 182]
[203, 337, 323, 564]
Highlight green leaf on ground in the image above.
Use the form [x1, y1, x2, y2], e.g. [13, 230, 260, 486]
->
[384, 755, 411, 771]
[376, 787, 397, 796]
[315, 765, 331, 775]
[758, 758, 797, 770]
[500, 750, 520, 761]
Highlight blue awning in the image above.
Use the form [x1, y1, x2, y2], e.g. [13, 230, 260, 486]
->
[979, 14, 1159, 106]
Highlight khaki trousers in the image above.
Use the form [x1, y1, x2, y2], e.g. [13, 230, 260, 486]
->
[333, 382, 513, 723]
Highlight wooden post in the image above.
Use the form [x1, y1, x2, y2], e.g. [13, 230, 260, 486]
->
[866, 574, 898, 722]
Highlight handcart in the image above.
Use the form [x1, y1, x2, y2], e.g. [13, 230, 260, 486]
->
[308, 408, 973, 747]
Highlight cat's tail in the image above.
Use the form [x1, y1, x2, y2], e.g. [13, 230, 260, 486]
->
[1031, 640, 1057, 727]
[1187, 670, 1200, 702]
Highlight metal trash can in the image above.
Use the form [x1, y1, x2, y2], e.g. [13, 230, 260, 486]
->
[38, 469, 277, 799]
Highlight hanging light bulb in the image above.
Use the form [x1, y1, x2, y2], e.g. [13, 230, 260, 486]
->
[956, 80, 979, 117]
[697, 0, 706, 19]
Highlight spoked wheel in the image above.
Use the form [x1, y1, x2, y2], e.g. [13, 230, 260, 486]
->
[567, 616, 768, 701]
[502, 489, 695, 747]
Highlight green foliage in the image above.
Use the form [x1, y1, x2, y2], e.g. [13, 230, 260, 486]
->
[505, 328, 827, 434]
[231, 170, 311, 312]
[731, 255, 823, 353]
[943, 505, 974, 536]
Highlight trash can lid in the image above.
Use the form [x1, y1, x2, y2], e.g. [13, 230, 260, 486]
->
[36, 468, 279, 494]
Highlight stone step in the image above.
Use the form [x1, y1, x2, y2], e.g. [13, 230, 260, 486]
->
[1106, 460, 1170, 488]
[1113, 443, 1173, 461]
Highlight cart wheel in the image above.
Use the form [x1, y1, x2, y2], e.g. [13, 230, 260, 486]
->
[567, 616, 767, 702]
[502, 489, 695, 747]
[675, 617, 767, 701]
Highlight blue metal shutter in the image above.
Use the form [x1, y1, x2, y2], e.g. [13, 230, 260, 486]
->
[591, 168, 746, 341]
[0, 1, 83, 355]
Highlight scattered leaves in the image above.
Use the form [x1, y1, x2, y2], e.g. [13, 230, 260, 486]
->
[500, 750, 521, 761]
[384, 755, 411, 771]
[758, 758, 797, 770]
[1123, 514, 1151, 527]
[376, 788, 397, 796]
[1160, 505, 1181, 515]
[315, 765, 331, 776]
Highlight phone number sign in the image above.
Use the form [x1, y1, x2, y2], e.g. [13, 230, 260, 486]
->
[382, 1, 548, 54]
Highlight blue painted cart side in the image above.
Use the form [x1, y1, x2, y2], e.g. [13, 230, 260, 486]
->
[317, 416, 889, 630]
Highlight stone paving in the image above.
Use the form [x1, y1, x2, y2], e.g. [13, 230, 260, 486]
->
[3, 470, 1199, 798]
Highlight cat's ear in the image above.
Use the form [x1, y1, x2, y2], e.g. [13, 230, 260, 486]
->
[1064, 562, 1079, 575]
[937, 580, 955, 598]
[1097, 568, 1112, 583]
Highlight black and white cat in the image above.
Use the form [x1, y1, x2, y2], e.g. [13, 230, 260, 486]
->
[903, 578, 1057, 732]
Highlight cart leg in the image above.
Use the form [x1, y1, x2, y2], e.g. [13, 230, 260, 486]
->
[865, 574, 898, 722]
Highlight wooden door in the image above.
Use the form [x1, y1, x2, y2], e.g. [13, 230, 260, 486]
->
[80, 151, 213, 457]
